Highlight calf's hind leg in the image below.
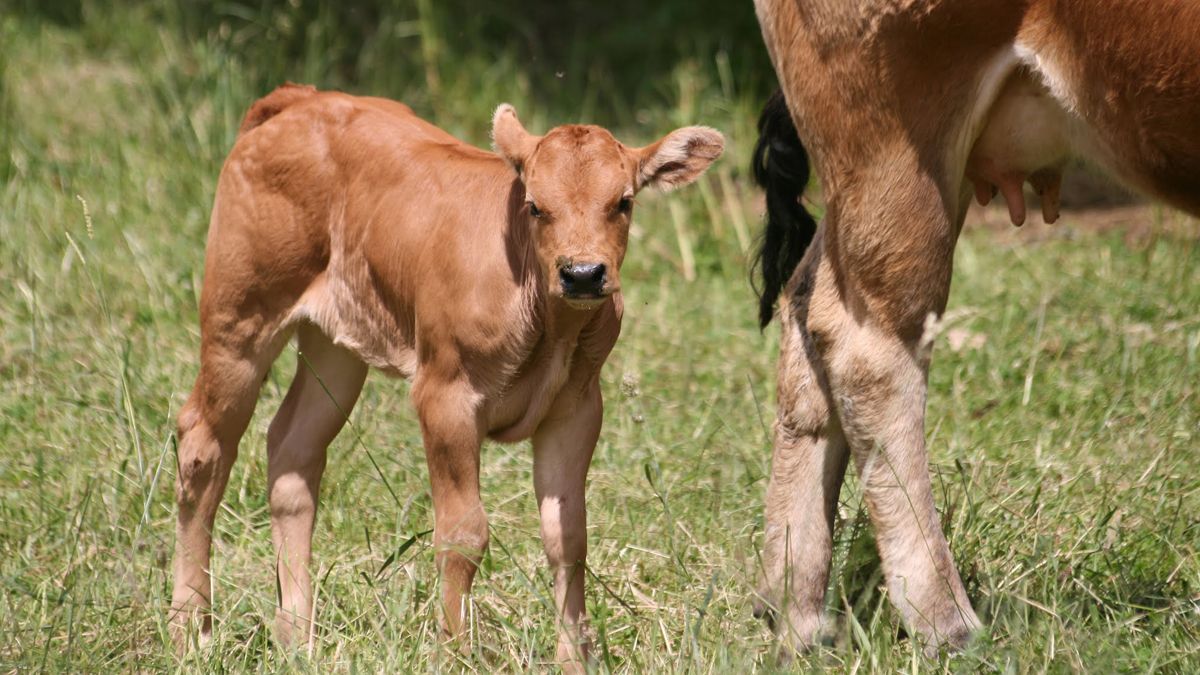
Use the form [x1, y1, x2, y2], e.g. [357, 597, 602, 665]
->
[171, 329, 288, 645]
[266, 324, 368, 646]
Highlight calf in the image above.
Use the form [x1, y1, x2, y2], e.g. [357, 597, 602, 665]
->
[750, 0, 1200, 656]
[170, 83, 723, 665]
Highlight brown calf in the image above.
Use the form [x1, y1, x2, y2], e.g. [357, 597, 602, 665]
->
[170, 83, 723, 665]
[750, 0, 1200, 655]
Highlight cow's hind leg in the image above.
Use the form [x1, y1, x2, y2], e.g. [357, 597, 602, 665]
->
[171, 323, 288, 646]
[266, 324, 368, 646]
[829, 320, 981, 653]
[818, 156, 980, 653]
[754, 231, 851, 651]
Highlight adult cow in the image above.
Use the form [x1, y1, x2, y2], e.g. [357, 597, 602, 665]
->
[750, 0, 1200, 654]
[169, 83, 723, 668]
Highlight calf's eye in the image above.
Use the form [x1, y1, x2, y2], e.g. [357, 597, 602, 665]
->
[617, 197, 633, 214]
[528, 202, 543, 218]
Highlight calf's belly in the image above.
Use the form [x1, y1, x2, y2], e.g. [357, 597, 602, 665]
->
[288, 272, 419, 378]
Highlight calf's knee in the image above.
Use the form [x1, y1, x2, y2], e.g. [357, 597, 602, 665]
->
[435, 503, 489, 561]
[175, 408, 231, 507]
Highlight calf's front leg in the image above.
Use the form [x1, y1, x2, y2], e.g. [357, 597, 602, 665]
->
[414, 377, 489, 642]
[532, 381, 601, 670]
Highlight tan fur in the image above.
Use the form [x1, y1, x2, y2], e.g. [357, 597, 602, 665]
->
[169, 86, 722, 667]
[753, 0, 1200, 655]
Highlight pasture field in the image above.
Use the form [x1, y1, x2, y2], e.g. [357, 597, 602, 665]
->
[1, 4, 1198, 672]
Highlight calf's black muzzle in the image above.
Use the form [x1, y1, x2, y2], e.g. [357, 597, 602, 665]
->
[559, 262, 607, 298]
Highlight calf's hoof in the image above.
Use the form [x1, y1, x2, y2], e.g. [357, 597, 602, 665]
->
[556, 631, 591, 673]
[168, 603, 213, 654]
[272, 609, 313, 650]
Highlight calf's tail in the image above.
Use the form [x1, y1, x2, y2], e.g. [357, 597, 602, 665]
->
[751, 90, 818, 328]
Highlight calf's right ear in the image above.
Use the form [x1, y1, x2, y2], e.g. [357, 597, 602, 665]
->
[492, 104, 540, 176]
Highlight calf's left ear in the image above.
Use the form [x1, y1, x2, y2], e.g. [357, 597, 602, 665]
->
[493, 104, 540, 176]
[636, 126, 725, 191]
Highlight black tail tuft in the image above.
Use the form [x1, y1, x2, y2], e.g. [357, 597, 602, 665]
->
[751, 90, 817, 328]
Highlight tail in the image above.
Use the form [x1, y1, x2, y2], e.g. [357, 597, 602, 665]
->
[751, 90, 818, 328]
[238, 82, 319, 135]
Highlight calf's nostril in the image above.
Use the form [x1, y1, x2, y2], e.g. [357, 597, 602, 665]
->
[584, 263, 606, 285]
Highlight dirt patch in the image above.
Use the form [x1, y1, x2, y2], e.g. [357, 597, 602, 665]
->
[967, 201, 1199, 248]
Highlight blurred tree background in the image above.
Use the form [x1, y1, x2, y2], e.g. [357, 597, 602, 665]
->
[5, 0, 775, 138]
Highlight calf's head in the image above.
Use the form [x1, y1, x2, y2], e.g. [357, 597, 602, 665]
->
[493, 104, 723, 308]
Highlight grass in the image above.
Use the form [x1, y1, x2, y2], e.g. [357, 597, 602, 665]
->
[1, 6, 1198, 673]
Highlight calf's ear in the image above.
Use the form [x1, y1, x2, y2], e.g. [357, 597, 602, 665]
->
[636, 126, 724, 191]
[492, 104, 540, 176]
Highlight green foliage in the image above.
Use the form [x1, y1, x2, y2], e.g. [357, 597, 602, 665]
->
[1, 4, 1198, 672]
[6, 0, 773, 127]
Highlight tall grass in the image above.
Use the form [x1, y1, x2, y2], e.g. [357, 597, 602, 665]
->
[1, 3, 1198, 672]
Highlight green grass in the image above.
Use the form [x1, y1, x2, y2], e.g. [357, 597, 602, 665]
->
[2, 7, 1198, 673]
